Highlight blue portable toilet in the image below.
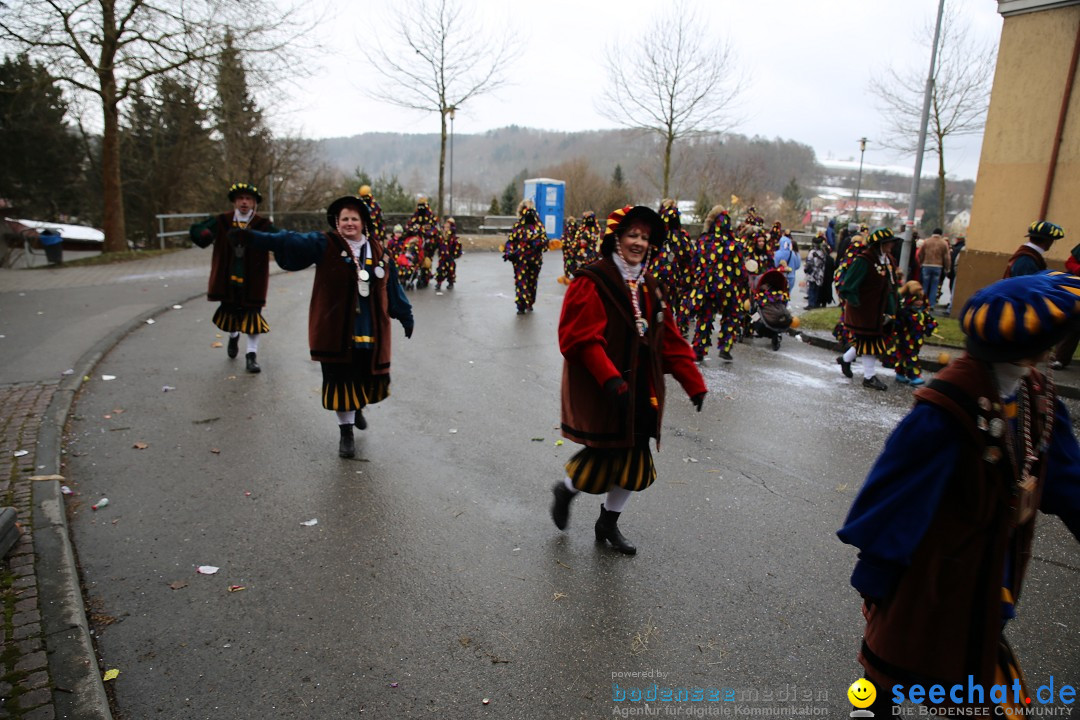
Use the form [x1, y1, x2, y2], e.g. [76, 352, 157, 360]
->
[523, 178, 565, 239]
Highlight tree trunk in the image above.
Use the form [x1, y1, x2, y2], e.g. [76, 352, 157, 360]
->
[663, 131, 674, 198]
[437, 110, 447, 219]
[98, 0, 126, 253]
[100, 80, 127, 253]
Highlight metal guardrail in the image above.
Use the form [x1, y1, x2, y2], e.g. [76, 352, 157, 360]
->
[154, 211, 327, 249]
[155, 213, 210, 250]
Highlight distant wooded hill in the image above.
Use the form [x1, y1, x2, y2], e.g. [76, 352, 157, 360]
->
[315, 126, 822, 210]
[314, 126, 975, 230]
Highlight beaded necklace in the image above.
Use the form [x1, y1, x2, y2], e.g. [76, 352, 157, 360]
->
[616, 247, 651, 336]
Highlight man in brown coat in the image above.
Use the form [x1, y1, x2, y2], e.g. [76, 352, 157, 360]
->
[189, 183, 276, 373]
[918, 228, 950, 310]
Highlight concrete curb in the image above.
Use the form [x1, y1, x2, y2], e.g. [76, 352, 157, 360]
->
[795, 328, 1080, 401]
[35, 290, 207, 720]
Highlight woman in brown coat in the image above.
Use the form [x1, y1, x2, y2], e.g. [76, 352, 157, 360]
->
[235, 196, 414, 458]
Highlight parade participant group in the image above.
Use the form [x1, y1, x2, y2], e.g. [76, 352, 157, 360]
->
[190, 184, 1080, 713]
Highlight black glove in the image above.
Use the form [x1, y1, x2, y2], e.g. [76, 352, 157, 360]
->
[603, 376, 630, 412]
[227, 228, 249, 248]
[860, 593, 885, 612]
[403, 323, 414, 339]
[691, 392, 705, 412]
[192, 228, 214, 248]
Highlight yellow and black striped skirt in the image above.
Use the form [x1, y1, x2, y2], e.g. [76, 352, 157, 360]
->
[213, 304, 270, 334]
[565, 442, 656, 494]
[851, 332, 892, 358]
[320, 353, 390, 412]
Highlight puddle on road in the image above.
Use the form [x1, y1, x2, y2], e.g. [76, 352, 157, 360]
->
[751, 366, 834, 391]
[117, 268, 205, 283]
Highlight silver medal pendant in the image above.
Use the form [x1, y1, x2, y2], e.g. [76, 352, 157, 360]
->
[989, 418, 1005, 438]
[374, 265, 386, 279]
[635, 318, 648, 336]
[358, 281, 370, 298]
[359, 269, 370, 282]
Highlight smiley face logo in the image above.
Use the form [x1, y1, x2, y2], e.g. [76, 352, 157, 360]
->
[848, 678, 877, 709]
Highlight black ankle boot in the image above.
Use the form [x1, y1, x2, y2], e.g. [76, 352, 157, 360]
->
[551, 482, 577, 530]
[338, 424, 355, 458]
[227, 335, 239, 358]
[245, 352, 261, 373]
[594, 505, 636, 555]
[354, 409, 367, 430]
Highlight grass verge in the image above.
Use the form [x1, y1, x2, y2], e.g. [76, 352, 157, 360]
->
[796, 306, 966, 348]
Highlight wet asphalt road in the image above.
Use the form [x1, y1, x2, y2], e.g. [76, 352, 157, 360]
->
[62, 253, 1080, 718]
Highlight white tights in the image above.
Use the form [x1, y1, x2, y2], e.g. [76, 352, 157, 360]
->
[229, 332, 260, 354]
[861, 355, 878, 379]
[561, 476, 632, 513]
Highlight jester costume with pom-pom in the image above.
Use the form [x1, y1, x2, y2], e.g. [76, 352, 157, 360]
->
[436, 219, 462, 289]
[502, 204, 548, 313]
[890, 294, 937, 381]
[405, 199, 441, 289]
[689, 214, 748, 359]
[648, 202, 696, 335]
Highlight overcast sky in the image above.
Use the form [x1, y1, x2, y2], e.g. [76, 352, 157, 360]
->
[275, 0, 1003, 181]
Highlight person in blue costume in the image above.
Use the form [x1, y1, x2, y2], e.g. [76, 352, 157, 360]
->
[231, 195, 414, 459]
[838, 271, 1080, 715]
[772, 231, 801, 298]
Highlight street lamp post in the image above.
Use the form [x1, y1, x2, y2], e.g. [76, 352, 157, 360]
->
[448, 106, 456, 216]
[853, 137, 868, 224]
[266, 176, 283, 224]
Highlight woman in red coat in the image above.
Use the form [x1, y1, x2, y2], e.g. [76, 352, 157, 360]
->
[550, 206, 708, 555]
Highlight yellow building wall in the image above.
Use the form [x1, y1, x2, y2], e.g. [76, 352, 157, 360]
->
[955, 5, 1080, 311]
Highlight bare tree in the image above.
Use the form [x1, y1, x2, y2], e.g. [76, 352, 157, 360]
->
[870, 1, 996, 227]
[599, 0, 743, 198]
[362, 0, 518, 219]
[0, 0, 309, 252]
